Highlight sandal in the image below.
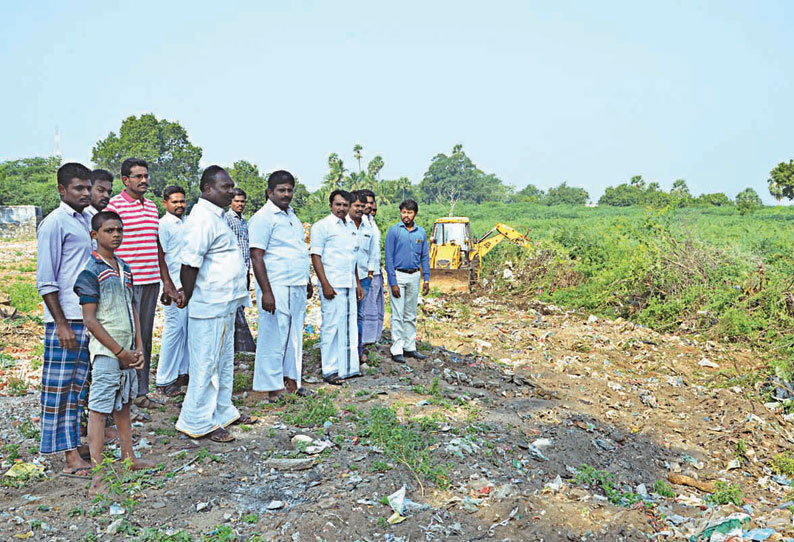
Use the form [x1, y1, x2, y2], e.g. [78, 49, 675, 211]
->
[323, 375, 344, 386]
[295, 387, 315, 397]
[162, 384, 185, 398]
[206, 428, 234, 443]
[61, 466, 92, 478]
[134, 395, 165, 409]
[231, 415, 258, 426]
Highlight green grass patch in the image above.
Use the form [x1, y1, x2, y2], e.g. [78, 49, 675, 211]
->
[282, 391, 338, 428]
[707, 481, 743, 505]
[5, 282, 39, 313]
[574, 464, 641, 506]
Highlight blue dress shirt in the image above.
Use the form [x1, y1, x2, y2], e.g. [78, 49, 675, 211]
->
[383, 222, 430, 286]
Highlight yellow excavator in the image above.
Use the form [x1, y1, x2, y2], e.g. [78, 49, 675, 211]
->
[429, 217, 532, 292]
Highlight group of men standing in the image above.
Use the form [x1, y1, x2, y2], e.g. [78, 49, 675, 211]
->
[36, 158, 431, 476]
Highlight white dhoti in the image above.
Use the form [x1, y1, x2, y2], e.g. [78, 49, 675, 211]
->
[156, 302, 190, 387]
[175, 311, 240, 437]
[253, 284, 306, 391]
[319, 286, 359, 379]
[390, 270, 421, 356]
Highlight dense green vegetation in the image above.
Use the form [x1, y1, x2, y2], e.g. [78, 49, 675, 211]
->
[409, 202, 794, 377]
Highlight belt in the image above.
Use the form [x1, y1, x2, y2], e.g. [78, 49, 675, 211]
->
[396, 268, 419, 274]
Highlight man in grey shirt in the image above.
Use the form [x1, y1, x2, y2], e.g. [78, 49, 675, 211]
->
[36, 162, 95, 477]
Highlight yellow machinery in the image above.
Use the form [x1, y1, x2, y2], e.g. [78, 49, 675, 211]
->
[428, 217, 532, 292]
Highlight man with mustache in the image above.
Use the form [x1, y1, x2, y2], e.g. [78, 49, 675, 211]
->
[175, 166, 255, 442]
[36, 162, 94, 477]
[249, 171, 312, 401]
[105, 158, 179, 418]
[155, 185, 190, 398]
[85, 169, 113, 218]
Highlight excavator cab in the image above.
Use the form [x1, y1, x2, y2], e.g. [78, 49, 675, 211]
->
[429, 218, 532, 293]
[429, 217, 477, 292]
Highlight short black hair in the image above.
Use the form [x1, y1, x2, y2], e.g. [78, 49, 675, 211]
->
[399, 199, 419, 212]
[91, 210, 122, 232]
[57, 162, 92, 187]
[359, 189, 375, 201]
[351, 190, 368, 204]
[268, 170, 295, 190]
[231, 188, 247, 199]
[163, 185, 185, 200]
[199, 165, 227, 192]
[90, 169, 113, 185]
[329, 189, 352, 205]
[121, 158, 148, 177]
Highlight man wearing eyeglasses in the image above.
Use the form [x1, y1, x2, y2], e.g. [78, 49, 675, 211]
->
[105, 158, 179, 418]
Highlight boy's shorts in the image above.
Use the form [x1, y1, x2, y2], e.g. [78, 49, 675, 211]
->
[88, 355, 139, 414]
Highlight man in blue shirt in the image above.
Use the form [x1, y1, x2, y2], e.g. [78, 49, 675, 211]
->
[383, 199, 430, 363]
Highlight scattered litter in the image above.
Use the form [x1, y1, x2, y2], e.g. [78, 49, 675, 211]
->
[698, 358, 719, 369]
[4, 462, 44, 479]
[688, 513, 749, 542]
[109, 503, 125, 515]
[545, 475, 564, 492]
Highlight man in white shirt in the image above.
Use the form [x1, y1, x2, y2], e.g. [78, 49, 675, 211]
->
[310, 190, 364, 385]
[348, 191, 378, 364]
[249, 171, 312, 401]
[156, 185, 190, 398]
[175, 166, 255, 443]
[360, 190, 385, 346]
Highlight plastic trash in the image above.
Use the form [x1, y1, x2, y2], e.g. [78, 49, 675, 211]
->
[4, 462, 44, 479]
[688, 513, 750, 542]
[743, 528, 776, 541]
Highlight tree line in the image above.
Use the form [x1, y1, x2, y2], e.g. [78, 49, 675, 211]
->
[0, 113, 791, 216]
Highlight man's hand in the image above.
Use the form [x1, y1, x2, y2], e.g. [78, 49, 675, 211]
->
[160, 291, 172, 306]
[356, 285, 365, 302]
[175, 290, 187, 309]
[306, 282, 314, 300]
[390, 285, 401, 299]
[422, 281, 430, 296]
[118, 349, 139, 369]
[162, 280, 179, 305]
[261, 290, 276, 314]
[321, 283, 337, 300]
[55, 321, 77, 350]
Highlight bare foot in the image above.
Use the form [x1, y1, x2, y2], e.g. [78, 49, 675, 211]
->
[284, 378, 297, 394]
[88, 476, 108, 496]
[64, 449, 92, 471]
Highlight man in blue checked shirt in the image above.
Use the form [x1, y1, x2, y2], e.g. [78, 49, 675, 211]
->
[383, 199, 430, 363]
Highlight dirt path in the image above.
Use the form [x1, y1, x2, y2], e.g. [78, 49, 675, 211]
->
[1, 240, 792, 541]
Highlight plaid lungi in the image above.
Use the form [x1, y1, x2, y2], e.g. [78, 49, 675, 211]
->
[40, 321, 90, 454]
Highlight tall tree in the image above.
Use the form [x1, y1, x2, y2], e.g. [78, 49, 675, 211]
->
[353, 144, 363, 172]
[92, 114, 202, 198]
[418, 144, 509, 204]
[228, 160, 267, 213]
[768, 159, 794, 201]
[367, 155, 384, 180]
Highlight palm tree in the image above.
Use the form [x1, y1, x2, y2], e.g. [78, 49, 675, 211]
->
[353, 144, 363, 172]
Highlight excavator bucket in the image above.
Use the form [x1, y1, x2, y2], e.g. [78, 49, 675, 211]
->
[430, 268, 471, 293]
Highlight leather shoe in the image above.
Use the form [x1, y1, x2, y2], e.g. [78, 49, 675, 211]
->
[404, 350, 427, 360]
[391, 354, 406, 363]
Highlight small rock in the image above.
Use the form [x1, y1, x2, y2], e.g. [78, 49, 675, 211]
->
[196, 502, 210, 512]
[107, 518, 124, 535]
[151, 499, 167, 509]
[267, 500, 285, 510]
[587, 315, 599, 324]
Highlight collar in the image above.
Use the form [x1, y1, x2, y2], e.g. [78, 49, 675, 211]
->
[265, 199, 293, 216]
[327, 213, 346, 225]
[196, 197, 224, 217]
[91, 250, 120, 267]
[228, 210, 244, 219]
[398, 222, 417, 232]
[120, 189, 148, 205]
[58, 201, 86, 217]
[164, 212, 185, 223]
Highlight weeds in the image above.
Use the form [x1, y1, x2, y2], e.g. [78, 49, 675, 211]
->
[18, 419, 40, 441]
[135, 528, 194, 542]
[651, 479, 675, 498]
[6, 376, 28, 396]
[5, 282, 39, 313]
[358, 405, 450, 493]
[772, 452, 794, 477]
[282, 391, 338, 428]
[232, 372, 252, 393]
[707, 481, 743, 505]
[3, 443, 20, 460]
[574, 464, 641, 506]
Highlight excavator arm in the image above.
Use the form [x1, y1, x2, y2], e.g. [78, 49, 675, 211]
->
[474, 223, 531, 259]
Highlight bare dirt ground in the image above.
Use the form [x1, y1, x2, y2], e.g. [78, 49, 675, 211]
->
[1, 239, 793, 541]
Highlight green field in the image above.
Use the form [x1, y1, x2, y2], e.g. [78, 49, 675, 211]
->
[360, 203, 794, 377]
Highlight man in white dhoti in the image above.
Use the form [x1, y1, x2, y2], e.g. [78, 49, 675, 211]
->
[175, 166, 256, 443]
[249, 170, 313, 402]
[156, 185, 190, 398]
[310, 190, 364, 385]
[348, 191, 378, 364]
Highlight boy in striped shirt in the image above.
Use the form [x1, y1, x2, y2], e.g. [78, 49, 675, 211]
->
[105, 158, 179, 413]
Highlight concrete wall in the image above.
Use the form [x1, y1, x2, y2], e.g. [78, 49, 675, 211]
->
[0, 206, 42, 239]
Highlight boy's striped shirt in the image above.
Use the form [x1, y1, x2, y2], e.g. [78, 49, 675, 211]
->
[105, 190, 161, 284]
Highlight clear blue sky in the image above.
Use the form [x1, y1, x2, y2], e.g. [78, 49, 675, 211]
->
[2, 0, 792, 203]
